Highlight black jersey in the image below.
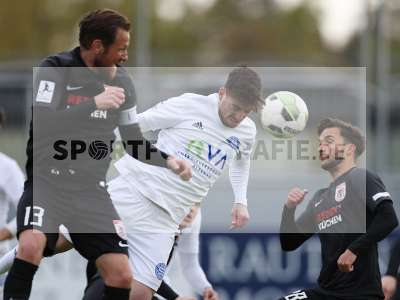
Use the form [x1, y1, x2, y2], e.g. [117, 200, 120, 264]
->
[284, 167, 394, 299]
[27, 47, 137, 184]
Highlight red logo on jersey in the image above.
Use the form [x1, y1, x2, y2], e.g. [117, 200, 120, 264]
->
[67, 95, 91, 105]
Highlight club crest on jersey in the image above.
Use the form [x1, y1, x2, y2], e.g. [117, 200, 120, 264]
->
[155, 263, 166, 280]
[113, 220, 127, 240]
[335, 182, 346, 202]
[226, 136, 240, 151]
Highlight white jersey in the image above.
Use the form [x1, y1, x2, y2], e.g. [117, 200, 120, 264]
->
[0, 153, 24, 228]
[114, 93, 256, 223]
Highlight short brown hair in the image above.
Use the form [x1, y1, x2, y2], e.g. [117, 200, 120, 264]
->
[79, 9, 131, 49]
[225, 67, 264, 111]
[318, 118, 366, 157]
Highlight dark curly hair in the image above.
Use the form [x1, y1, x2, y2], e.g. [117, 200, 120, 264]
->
[318, 118, 365, 157]
[79, 9, 131, 49]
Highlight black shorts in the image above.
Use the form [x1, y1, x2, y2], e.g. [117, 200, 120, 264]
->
[279, 289, 382, 300]
[279, 289, 341, 300]
[16, 178, 128, 260]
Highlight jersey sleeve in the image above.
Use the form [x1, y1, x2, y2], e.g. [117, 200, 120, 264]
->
[33, 61, 68, 110]
[365, 171, 392, 212]
[136, 95, 190, 132]
[118, 73, 138, 126]
[296, 194, 318, 233]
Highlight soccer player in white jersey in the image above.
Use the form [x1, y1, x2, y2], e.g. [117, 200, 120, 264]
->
[0, 108, 25, 295]
[108, 66, 263, 300]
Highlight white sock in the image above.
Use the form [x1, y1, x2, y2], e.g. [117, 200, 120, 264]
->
[0, 245, 17, 274]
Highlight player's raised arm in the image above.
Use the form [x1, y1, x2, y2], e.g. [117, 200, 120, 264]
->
[280, 187, 315, 251]
[229, 151, 252, 229]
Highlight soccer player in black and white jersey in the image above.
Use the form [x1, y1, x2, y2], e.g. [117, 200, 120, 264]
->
[3, 9, 191, 300]
[279, 118, 398, 300]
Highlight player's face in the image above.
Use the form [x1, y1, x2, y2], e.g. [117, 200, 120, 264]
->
[318, 127, 354, 170]
[218, 88, 254, 128]
[95, 28, 130, 67]
[179, 206, 200, 229]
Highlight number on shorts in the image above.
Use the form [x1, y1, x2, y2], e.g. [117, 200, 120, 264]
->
[24, 206, 45, 227]
[285, 290, 308, 300]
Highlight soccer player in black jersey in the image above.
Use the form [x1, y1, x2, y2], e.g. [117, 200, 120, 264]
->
[279, 118, 398, 300]
[382, 237, 400, 300]
[4, 9, 191, 300]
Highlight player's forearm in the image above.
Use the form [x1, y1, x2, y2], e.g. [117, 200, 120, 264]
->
[229, 157, 250, 205]
[386, 237, 400, 277]
[118, 123, 169, 168]
[280, 206, 313, 251]
[348, 201, 398, 255]
[0, 227, 13, 241]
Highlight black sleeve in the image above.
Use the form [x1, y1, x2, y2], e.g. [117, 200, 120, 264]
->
[365, 170, 393, 212]
[280, 194, 318, 251]
[386, 237, 400, 277]
[119, 124, 169, 168]
[347, 201, 398, 255]
[156, 280, 179, 300]
[116, 72, 170, 168]
[33, 62, 97, 136]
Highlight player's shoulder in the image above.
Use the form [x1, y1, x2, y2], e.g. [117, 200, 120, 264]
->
[38, 47, 82, 68]
[347, 167, 382, 184]
[0, 152, 21, 174]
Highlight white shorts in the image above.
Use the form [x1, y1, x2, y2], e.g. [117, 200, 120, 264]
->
[108, 176, 179, 291]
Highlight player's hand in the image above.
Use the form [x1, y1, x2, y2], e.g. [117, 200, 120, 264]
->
[94, 86, 125, 110]
[0, 227, 13, 241]
[176, 297, 196, 300]
[337, 249, 357, 272]
[203, 287, 219, 300]
[230, 203, 250, 229]
[382, 275, 397, 300]
[286, 187, 308, 209]
[167, 156, 192, 181]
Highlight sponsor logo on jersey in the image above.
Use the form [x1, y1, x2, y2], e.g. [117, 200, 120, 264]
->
[90, 110, 108, 119]
[335, 182, 346, 202]
[316, 205, 343, 231]
[155, 263, 166, 280]
[185, 140, 227, 170]
[66, 95, 91, 105]
[192, 121, 204, 130]
[36, 80, 55, 103]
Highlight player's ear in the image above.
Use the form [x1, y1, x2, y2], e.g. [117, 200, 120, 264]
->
[218, 87, 225, 101]
[92, 39, 104, 54]
[346, 143, 356, 157]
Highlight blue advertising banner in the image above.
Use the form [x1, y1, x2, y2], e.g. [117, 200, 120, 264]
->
[200, 233, 400, 300]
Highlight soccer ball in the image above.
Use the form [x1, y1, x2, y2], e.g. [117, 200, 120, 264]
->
[260, 91, 309, 138]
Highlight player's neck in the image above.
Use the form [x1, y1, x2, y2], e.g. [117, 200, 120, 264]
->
[329, 161, 356, 181]
[80, 49, 96, 68]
